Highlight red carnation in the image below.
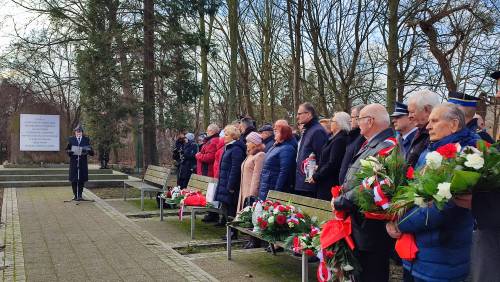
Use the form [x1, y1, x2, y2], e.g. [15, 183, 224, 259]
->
[484, 142, 491, 149]
[278, 205, 286, 212]
[436, 143, 458, 159]
[325, 250, 335, 259]
[276, 215, 287, 225]
[304, 249, 315, 257]
[296, 213, 304, 219]
[257, 217, 263, 223]
[259, 220, 268, 229]
[309, 227, 319, 238]
[406, 166, 414, 180]
[331, 185, 342, 197]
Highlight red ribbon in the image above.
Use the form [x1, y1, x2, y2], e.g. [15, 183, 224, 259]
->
[320, 217, 355, 250]
[395, 233, 419, 261]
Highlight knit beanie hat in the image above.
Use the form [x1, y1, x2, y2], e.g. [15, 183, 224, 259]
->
[246, 132, 262, 144]
[185, 133, 195, 141]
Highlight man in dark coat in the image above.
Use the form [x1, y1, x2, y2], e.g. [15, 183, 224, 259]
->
[66, 125, 94, 201]
[406, 89, 440, 167]
[258, 124, 275, 153]
[239, 116, 256, 145]
[339, 105, 365, 184]
[294, 102, 328, 198]
[333, 104, 396, 282]
[177, 133, 197, 188]
[448, 91, 495, 143]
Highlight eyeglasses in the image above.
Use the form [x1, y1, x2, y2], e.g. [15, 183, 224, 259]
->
[356, 116, 372, 122]
[350, 116, 358, 119]
[297, 112, 309, 116]
[330, 119, 337, 123]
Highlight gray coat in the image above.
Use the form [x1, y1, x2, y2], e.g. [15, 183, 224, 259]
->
[334, 127, 396, 252]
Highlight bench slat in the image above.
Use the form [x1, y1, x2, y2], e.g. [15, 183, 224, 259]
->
[147, 165, 169, 173]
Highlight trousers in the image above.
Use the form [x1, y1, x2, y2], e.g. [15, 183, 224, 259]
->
[71, 181, 85, 199]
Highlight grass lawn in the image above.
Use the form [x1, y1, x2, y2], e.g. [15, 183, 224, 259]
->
[129, 198, 160, 211]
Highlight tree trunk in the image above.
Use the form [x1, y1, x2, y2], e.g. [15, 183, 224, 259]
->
[143, 0, 158, 166]
[386, 0, 398, 112]
[293, 0, 304, 112]
[227, 0, 239, 121]
[199, 3, 210, 129]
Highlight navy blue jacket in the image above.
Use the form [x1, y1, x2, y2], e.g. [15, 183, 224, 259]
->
[398, 202, 473, 282]
[214, 140, 246, 205]
[258, 138, 297, 200]
[467, 118, 495, 143]
[295, 119, 328, 193]
[416, 127, 480, 169]
[66, 136, 94, 182]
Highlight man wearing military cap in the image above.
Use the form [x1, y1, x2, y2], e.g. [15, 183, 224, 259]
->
[448, 91, 494, 143]
[390, 101, 417, 158]
[65, 124, 94, 201]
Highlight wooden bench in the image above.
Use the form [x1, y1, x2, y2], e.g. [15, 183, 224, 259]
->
[159, 174, 219, 240]
[123, 165, 170, 210]
[227, 190, 332, 282]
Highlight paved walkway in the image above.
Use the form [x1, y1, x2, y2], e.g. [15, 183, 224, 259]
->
[1, 187, 218, 281]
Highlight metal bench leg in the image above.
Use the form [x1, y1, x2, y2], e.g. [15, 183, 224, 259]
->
[190, 209, 196, 240]
[227, 225, 232, 260]
[141, 190, 144, 211]
[302, 252, 308, 282]
[123, 183, 126, 201]
[270, 244, 276, 255]
[160, 196, 164, 221]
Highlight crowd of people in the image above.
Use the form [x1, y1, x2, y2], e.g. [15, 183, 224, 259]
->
[171, 83, 499, 281]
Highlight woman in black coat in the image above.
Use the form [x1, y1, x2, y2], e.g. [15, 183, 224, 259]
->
[214, 125, 246, 219]
[308, 112, 350, 201]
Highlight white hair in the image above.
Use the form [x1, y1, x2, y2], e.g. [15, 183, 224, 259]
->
[333, 112, 351, 132]
[408, 89, 441, 111]
[207, 123, 219, 133]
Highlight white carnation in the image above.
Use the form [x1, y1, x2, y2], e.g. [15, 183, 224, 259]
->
[436, 182, 452, 200]
[414, 195, 427, 208]
[425, 151, 443, 169]
[268, 216, 275, 224]
[464, 154, 484, 170]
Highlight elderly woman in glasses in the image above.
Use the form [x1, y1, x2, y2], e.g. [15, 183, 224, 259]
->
[387, 103, 479, 282]
[307, 112, 350, 200]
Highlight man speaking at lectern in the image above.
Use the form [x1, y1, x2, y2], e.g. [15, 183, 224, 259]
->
[66, 124, 94, 201]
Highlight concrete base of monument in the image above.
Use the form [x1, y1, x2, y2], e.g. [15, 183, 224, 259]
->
[0, 166, 133, 188]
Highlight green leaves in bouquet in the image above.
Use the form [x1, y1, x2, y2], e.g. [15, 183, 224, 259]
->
[450, 170, 480, 193]
[354, 188, 380, 212]
[475, 141, 500, 191]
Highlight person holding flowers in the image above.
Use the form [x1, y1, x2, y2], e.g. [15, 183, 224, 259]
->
[237, 132, 265, 212]
[386, 103, 479, 282]
[333, 103, 396, 282]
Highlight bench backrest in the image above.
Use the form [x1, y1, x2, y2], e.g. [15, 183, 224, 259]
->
[187, 174, 218, 193]
[143, 165, 170, 189]
[266, 191, 332, 223]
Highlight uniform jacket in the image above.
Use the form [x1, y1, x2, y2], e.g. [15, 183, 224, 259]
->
[214, 140, 246, 205]
[258, 139, 297, 200]
[195, 134, 218, 177]
[334, 128, 396, 252]
[295, 119, 328, 193]
[66, 136, 94, 182]
[312, 130, 349, 201]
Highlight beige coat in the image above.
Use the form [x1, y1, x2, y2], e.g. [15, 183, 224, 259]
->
[237, 151, 265, 212]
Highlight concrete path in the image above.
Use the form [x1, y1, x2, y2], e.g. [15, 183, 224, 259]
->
[1, 187, 218, 282]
